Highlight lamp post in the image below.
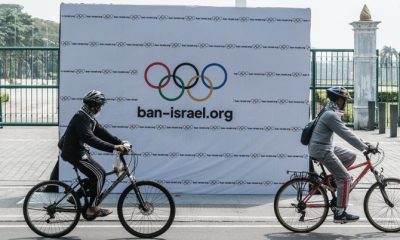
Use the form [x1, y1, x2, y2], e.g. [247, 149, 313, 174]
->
[14, 10, 17, 46]
[31, 24, 34, 46]
[235, 0, 246, 7]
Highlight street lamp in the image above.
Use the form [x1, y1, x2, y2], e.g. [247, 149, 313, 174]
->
[14, 9, 17, 46]
[32, 24, 34, 46]
[235, 0, 247, 7]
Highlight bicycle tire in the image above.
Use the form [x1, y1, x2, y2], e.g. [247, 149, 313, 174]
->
[274, 177, 329, 232]
[364, 178, 400, 232]
[117, 180, 175, 238]
[23, 180, 81, 238]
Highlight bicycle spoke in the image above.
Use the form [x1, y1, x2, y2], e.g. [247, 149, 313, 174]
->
[23, 181, 80, 238]
[118, 181, 175, 238]
[274, 178, 328, 232]
[365, 179, 400, 232]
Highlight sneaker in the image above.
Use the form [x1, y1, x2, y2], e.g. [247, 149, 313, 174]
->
[334, 211, 359, 224]
[86, 207, 113, 218]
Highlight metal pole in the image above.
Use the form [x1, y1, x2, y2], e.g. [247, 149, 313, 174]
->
[31, 25, 34, 46]
[367, 101, 375, 130]
[390, 104, 398, 137]
[379, 102, 386, 133]
[14, 11, 17, 46]
[46, 24, 49, 47]
[398, 52, 400, 126]
[235, 0, 246, 7]
[376, 49, 380, 126]
[311, 50, 316, 119]
[0, 48, 2, 128]
[0, 84, 2, 128]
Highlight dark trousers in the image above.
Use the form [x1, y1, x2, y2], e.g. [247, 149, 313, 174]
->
[67, 152, 106, 207]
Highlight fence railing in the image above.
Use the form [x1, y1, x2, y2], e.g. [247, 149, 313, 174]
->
[310, 49, 354, 122]
[0, 47, 399, 126]
[0, 47, 59, 126]
[377, 52, 400, 126]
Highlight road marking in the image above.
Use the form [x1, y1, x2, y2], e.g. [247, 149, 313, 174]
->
[0, 214, 371, 221]
[0, 186, 32, 189]
[0, 224, 376, 228]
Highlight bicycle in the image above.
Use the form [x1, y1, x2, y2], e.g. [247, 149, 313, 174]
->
[274, 144, 400, 232]
[23, 142, 176, 238]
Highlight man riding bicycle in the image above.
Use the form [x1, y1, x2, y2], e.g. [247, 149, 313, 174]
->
[58, 90, 128, 218]
[308, 86, 376, 223]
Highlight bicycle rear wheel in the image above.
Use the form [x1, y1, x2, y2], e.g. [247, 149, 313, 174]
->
[23, 180, 81, 238]
[274, 177, 329, 232]
[118, 180, 176, 238]
[364, 178, 400, 232]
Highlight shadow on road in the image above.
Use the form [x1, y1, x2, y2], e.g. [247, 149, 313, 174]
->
[265, 231, 396, 240]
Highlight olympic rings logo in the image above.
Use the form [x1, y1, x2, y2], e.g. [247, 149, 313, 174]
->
[144, 62, 227, 102]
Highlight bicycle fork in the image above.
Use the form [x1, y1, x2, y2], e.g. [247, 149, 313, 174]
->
[125, 170, 148, 211]
[372, 167, 394, 208]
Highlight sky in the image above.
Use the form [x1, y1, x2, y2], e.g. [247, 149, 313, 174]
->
[3, 0, 400, 50]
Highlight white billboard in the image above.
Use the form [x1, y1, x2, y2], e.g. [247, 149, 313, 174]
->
[59, 4, 311, 194]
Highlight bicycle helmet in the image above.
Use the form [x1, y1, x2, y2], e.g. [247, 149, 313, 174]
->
[326, 86, 352, 102]
[83, 90, 106, 107]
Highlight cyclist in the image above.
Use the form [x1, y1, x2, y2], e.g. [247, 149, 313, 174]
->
[58, 90, 128, 218]
[308, 86, 375, 223]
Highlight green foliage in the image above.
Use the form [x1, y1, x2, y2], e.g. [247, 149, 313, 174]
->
[315, 91, 328, 106]
[343, 104, 353, 123]
[377, 92, 399, 102]
[0, 4, 59, 47]
[0, 92, 9, 102]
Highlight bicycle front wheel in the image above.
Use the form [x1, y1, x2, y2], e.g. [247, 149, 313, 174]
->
[23, 180, 81, 238]
[364, 178, 400, 232]
[118, 180, 176, 238]
[274, 177, 329, 232]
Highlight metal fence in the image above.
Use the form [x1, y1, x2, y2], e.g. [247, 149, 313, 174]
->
[0, 47, 399, 126]
[0, 47, 59, 126]
[310, 49, 354, 122]
[311, 49, 400, 126]
[377, 53, 400, 126]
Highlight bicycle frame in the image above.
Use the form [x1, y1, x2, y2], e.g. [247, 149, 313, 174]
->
[303, 151, 393, 209]
[61, 152, 147, 210]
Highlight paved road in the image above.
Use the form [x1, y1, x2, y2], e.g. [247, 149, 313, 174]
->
[0, 126, 400, 239]
[1, 221, 400, 240]
[1, 186, 400, 240]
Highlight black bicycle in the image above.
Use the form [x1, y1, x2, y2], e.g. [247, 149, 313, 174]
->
[23, 142, 175, 238]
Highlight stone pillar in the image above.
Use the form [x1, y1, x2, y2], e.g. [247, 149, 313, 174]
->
[350, 5, 380, 130]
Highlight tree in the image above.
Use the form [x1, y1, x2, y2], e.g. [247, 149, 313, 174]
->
[380, 46, 398, 66]
[0, 4, 59, 47]
[380, 46, 398, 89]
[0, 4, 59, 81]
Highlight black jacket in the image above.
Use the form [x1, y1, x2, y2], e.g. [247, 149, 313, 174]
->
[59, 109, 122, 161]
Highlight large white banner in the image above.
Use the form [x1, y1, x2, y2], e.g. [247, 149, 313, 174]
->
[59, 4, 311, 194]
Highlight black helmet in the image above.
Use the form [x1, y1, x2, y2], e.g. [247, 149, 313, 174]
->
[83, 90, 106, 107]
[326, 86, 352, 102]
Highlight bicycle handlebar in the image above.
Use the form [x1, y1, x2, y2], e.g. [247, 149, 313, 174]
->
[117, 141, 132, 155]
[362, 142, 385, 166]
[363, 142, 379, 154]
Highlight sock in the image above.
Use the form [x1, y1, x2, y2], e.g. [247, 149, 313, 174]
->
[336, 207, 344, 215]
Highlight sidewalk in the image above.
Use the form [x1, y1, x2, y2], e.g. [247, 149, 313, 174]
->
[0, 126, 59, 186]
[0, 126, 399, 223]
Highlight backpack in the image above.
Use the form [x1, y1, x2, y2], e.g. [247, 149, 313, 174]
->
[300, 108, 326, 145]
[58, 134, 65, 150]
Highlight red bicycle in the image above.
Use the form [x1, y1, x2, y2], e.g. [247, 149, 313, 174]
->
[274, 144, 400, 232]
